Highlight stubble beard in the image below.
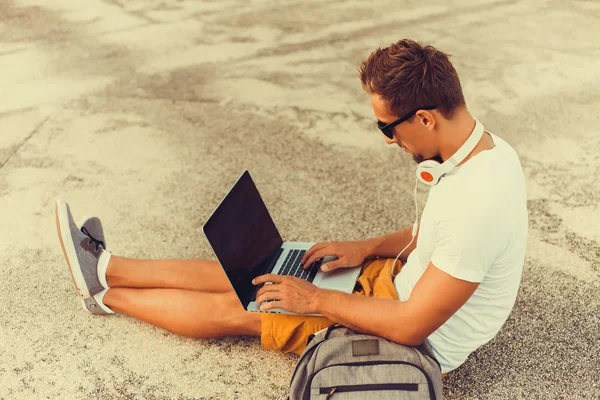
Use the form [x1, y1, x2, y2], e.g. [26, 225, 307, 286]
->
[412, 153, 443, 164]
[412, 153, 425, 164]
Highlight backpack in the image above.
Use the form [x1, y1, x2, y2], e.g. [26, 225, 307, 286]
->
[288, 324, 442, 400]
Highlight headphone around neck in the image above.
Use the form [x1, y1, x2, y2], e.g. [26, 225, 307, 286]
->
[415, 119, 485, 186]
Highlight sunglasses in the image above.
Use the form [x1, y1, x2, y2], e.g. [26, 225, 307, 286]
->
[377, 106, 437, 139]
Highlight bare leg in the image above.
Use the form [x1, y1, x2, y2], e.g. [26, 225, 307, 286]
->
[106, 255, 231, 292]
[104, 287, 262, 338]
[103, 256, 261, 339]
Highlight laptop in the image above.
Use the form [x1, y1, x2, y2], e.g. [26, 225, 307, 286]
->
[203, 170, 362, 316]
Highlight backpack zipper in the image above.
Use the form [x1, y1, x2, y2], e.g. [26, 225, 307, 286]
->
[304, 360, 436, 400]
[325, 387, 336, 399]
[321, 383, 419, 398]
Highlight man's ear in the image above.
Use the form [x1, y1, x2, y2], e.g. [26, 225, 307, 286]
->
[417, 110, 436, 130]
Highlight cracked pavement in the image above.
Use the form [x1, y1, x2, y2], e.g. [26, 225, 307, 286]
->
[0, 0, 599, 398]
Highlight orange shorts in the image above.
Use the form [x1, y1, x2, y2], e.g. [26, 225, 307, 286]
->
[261, 257, 401, 355]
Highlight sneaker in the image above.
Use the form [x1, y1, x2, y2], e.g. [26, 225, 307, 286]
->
[55, 199, 108, 300]
[78, 216, 112, 315]
[78, 215, 107, 251]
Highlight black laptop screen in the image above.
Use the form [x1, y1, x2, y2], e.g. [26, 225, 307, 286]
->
[203, 171, 283, 305]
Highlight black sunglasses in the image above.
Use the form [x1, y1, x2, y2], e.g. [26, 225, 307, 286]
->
[377, 106, 437, 139]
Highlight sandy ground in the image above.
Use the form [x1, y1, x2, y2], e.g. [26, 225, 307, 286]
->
[1, 0, 599, 398]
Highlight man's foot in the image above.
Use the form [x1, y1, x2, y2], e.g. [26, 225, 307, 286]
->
[56, 199, 113, 315]
[78, 215, 113, 315]
[79, 215, 107, 251]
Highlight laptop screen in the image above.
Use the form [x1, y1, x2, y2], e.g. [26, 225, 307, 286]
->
[203, 171, 283, 306]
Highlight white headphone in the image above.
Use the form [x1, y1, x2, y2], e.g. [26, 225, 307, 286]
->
[391, 119, 485, 279]
[415, 119, 485, 185]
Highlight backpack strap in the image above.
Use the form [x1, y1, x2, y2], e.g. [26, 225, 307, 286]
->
[323, 324, 345, 339]
[305, 324, 338, 347]
[304, 324, 345, 347]
[416, 339, 441, 371]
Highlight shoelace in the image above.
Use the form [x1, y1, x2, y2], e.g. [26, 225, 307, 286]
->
[81, 226, 105, 252]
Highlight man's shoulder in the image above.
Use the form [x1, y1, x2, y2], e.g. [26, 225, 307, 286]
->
[433, 136, 524, 200]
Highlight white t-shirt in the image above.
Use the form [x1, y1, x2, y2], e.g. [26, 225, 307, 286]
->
[394, 132, 528, 373]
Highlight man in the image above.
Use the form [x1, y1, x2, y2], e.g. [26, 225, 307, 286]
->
[56, 39, 528, 375]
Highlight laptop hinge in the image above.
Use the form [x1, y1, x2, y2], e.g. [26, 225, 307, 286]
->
[246, 246, 284, 306]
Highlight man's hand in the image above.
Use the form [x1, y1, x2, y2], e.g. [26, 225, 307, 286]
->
[301, 240, 370, 272]
[252, 274, 323, 314]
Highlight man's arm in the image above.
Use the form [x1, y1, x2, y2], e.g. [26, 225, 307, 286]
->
[301, 225, 419, 271]
[312, 262, 480, 346]
[363, 225, 419, 262]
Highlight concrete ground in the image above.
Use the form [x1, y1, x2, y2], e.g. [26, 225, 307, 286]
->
[1, 0, 598, 398]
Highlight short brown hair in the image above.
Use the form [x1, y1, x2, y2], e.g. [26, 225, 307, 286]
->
[359, 39, 466, 120]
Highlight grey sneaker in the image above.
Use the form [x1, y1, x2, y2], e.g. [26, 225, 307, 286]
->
[78, 216, 111, 315]
[79, 216, 106, 251]
[55, 199, 106, 300]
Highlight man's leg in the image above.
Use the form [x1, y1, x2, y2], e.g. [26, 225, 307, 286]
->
[56, 199, 258, 338]
[106, 256, 231, 293]
[102, 256, 260, 338]
[103, 287, 262, 338]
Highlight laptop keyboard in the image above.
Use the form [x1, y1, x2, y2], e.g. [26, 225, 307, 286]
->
[249, 249, 323, 304]
[279, 249, 322, 283]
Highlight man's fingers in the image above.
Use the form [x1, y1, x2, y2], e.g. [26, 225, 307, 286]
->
[259, 300, 282, 311]
[301, 243, 328, 264]
[255, 281, 280, 298]
[255, 287, 281, 306]
[302, 248, 332, 270]
[252, 274, 283, 285]
[321, 258, 346, 272]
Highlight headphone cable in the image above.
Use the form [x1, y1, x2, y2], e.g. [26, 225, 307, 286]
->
[391, 177, 419, 279]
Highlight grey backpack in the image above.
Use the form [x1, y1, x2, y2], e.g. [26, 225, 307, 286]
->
[289, 324, 442, 400]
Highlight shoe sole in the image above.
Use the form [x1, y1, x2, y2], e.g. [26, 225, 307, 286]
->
[55, 199, 90, 299]
[80, 298, 88, 312]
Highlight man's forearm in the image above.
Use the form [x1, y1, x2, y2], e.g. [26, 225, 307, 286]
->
[363, 225, 418, 261]
[313, 289, 423, 346]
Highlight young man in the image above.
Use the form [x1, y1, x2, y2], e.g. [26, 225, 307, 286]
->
[56, 39, 528, 374]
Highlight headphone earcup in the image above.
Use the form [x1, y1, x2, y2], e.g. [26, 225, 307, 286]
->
[416, 160, 442, 185]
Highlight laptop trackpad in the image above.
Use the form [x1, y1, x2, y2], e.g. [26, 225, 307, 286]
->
[314, 257, 361, 293]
